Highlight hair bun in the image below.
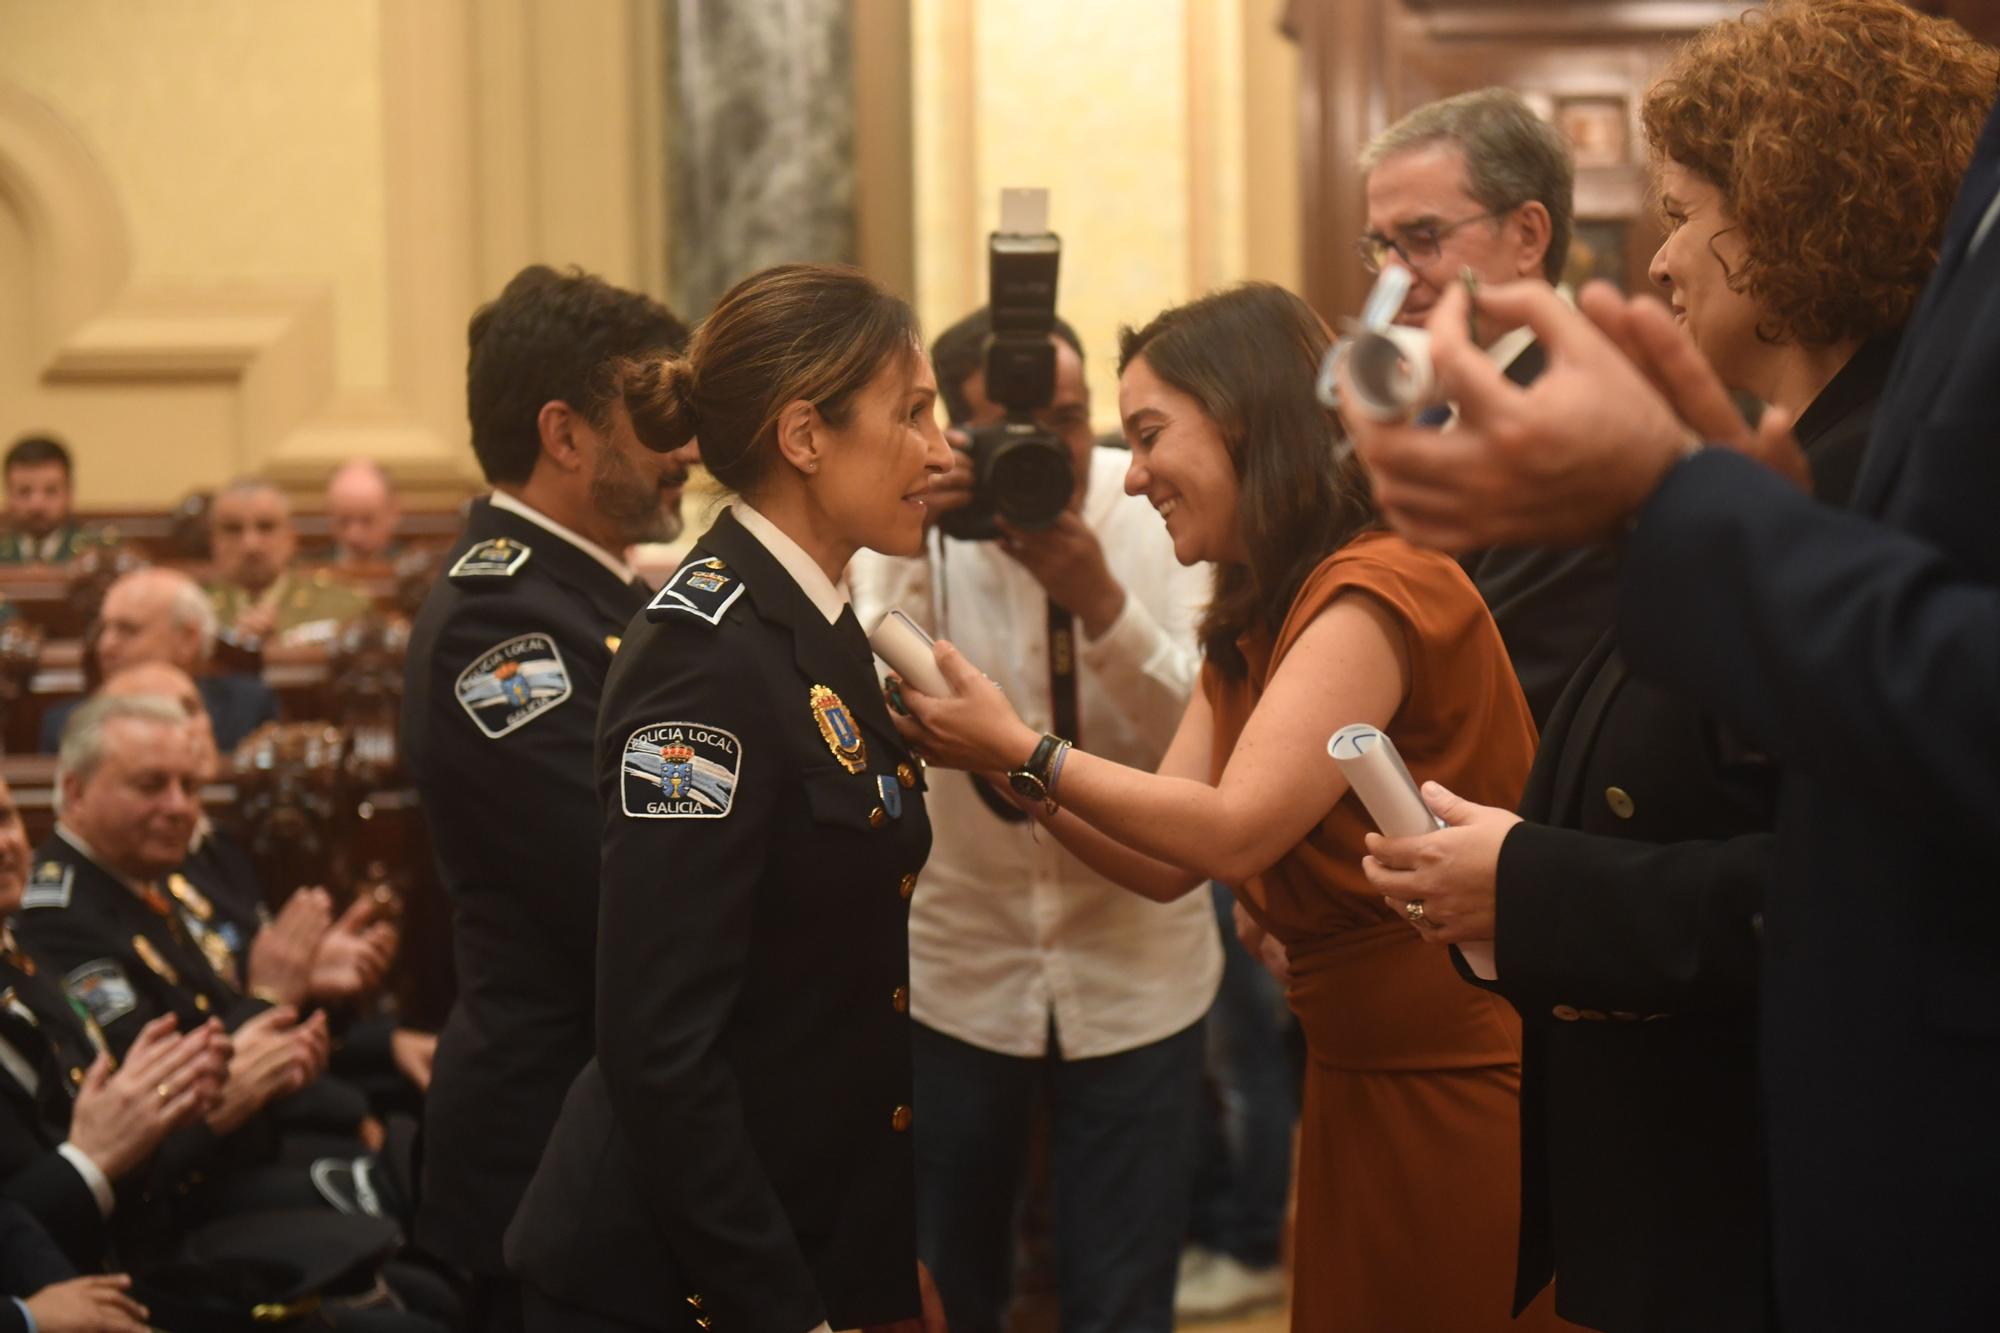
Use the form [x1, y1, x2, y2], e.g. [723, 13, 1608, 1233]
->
[621, 355, 698, 452]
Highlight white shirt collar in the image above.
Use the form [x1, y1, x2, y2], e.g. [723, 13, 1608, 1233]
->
[488, 490, 637, 584]
[730, 502, 848, 625]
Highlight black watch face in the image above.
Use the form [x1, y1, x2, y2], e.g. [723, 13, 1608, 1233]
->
[1009, 771, 1045, 800]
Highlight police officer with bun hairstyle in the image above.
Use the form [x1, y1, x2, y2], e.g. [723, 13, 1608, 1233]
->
[403, 264, 692, 1333]
[505, 263, 952, 1333]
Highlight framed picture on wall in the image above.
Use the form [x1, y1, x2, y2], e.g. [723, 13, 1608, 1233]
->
[1568, 218, 1630, 291]
[1556, 95, 1629, 168]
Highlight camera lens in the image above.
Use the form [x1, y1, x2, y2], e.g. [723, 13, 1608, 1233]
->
[987, 435, 1073, 530]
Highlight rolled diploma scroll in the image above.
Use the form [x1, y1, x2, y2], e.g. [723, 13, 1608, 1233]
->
[1327, 723, 1498, 980]
[868, 609, 953, 698]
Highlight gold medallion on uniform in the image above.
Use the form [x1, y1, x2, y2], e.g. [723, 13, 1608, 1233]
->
[167, 874, 214, 922]
[809, 684, 868, 774]
[130, 935, 179, 987]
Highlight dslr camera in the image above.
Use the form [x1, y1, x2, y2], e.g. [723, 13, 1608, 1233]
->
[939, 188, 1074, 542]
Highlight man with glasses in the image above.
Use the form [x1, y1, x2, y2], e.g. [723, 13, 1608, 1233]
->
[1357, 88, 1619, 725]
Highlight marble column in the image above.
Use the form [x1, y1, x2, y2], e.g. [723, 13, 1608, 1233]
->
[667, 0, 857, 318]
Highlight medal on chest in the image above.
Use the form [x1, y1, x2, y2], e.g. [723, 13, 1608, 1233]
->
[810, 684, 868, 774]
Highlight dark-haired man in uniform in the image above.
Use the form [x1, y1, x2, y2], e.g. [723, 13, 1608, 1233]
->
[0, 436, 102, 565]
[403, 264, 693, 1333]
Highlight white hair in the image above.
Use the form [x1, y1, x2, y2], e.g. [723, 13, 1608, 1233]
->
[57, 694, 190, 793]
[161, 572, 218, 661]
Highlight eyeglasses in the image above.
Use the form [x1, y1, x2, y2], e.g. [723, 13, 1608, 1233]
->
[1355, 210, 1507, 274]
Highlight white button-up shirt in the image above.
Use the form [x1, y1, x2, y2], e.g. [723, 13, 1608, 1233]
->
[849, 448, 1221, 1059]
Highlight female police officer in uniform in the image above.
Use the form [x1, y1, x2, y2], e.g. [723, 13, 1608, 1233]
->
[506, 264, 953, 1333]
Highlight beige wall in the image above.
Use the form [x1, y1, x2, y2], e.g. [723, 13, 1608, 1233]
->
[0, 0, 668, 508]
[0, 0, 1300, 504]
[912, 0, 1301, 432]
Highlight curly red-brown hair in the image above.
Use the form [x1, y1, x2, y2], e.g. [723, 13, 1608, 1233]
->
[1642, 0, 1998, 346]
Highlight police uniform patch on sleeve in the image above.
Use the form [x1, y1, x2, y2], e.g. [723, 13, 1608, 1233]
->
[449, 536, 532, 580]
[22, 862, 73, 911]
[646, 558, 744, 627]
[63, 960, 137, 1029]
[620, 721, 742, 818]
[455, 633, 573, 738]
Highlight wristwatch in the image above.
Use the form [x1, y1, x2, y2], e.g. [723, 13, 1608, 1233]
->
[1008, 733, 1071, 815]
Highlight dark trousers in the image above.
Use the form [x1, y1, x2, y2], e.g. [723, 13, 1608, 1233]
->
[521, 1285, 656, 1332]
[912, 1016, 1206, 1333]
[1188, 883, 1299, 1268]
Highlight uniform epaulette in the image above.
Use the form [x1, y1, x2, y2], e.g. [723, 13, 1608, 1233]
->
[449, 537, 532, 582]
[22, 861, 72, 911]
[646, 556, 743, 627]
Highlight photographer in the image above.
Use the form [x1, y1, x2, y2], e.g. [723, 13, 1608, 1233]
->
[849, 308, 1215, 1333]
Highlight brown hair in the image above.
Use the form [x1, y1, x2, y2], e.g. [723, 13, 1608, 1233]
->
[1118, 284, 1379, 680]
[620, 263, 921, 497]
[1642, 0, 1999, 346]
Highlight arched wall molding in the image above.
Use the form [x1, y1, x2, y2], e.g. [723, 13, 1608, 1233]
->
[0, 0, 663, 506]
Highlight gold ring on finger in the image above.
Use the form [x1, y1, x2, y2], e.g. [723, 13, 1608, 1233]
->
[1404, 899, 1428, 925]
[156, 1081, 173, 1102]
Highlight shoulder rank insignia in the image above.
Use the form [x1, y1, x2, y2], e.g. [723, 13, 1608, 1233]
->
[63, 960, 137, 1030]
[647, 557, 744, 627]
[449, 536, 532, 580]
[455, 632, 573, 738]
[619, 721, 743, 819]
[810, 685, 868, 774]
[22, 862, 72, 911]
[130, 935, 179, 987]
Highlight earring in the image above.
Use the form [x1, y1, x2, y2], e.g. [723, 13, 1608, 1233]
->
[805, 461, 819, 474]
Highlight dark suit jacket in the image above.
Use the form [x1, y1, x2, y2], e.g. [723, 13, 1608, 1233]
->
[39, 674, 278, 755]
[506, 508, 933, 1332]
[401, 497, 649, 1276]
[1459, 341, 1623, 728]
[1615, 101, 2000, 1332]
[0, 1201, 73, 1316]
[1468, 336, 1891, 1333]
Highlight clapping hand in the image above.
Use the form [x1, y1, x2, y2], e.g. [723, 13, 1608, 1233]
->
[247, 888, 333, 1006]
[23, 1274, 150, 1333]
[68, 1014, 228, 1179]
[308, 892, 398, 1002]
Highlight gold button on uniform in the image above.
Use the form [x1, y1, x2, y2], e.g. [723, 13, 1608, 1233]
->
[897, 763, 917, 789]
[891, 1105, 913, 1133]
[892, 986, 909, 1014]
[868, 806, 887, 829]
[1551, 1004, 1581, 1022]
[68, 1067, 83, 1087]
[1605, 786, 1636, 819]
[899, 873, 917, 900]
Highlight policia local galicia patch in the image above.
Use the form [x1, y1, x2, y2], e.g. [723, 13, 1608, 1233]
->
[620, 721, 742, 818]
[455, 633, 573, 737]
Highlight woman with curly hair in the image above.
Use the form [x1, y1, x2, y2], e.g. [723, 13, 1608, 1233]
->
[1357, 4, 1997, 1330]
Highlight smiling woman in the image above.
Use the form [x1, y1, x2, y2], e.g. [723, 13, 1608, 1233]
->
[896, 282, 1556, 1333]
[506, 263, 952, 1333]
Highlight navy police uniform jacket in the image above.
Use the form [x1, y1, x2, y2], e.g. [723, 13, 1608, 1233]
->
[15, 837, 269, 1053]
[401, 495, 650, 1276]
[506, 507, 933, 1332]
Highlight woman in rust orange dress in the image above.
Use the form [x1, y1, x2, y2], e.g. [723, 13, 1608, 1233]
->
[897, 282, 1567, 1331]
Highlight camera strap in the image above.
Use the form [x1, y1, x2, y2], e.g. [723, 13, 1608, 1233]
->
[965, 596, 1081, 826]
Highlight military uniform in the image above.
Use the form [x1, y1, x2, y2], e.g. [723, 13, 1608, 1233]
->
[206, 569, 371, 644]
[506, 506, 933, 1333]
[402, 495, 650, 1289]
[14, 839, 269, 1053]
[0, 523, 104, 565]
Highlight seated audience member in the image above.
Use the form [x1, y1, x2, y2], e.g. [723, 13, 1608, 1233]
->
[0, 437, 100, 566]
[1361, 6, 1997, 1331]
[0, 1200, 148, 1333]
[39, 567, 279, 754]
[206, 479, 368, 645]
[326, 459, 401, 565]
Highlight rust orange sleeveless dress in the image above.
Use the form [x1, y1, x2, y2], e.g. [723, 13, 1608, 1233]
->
[1204, 532, 1571, 1332]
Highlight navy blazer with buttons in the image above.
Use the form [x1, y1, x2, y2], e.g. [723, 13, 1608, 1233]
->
[1614, 98, 2000, 1332]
